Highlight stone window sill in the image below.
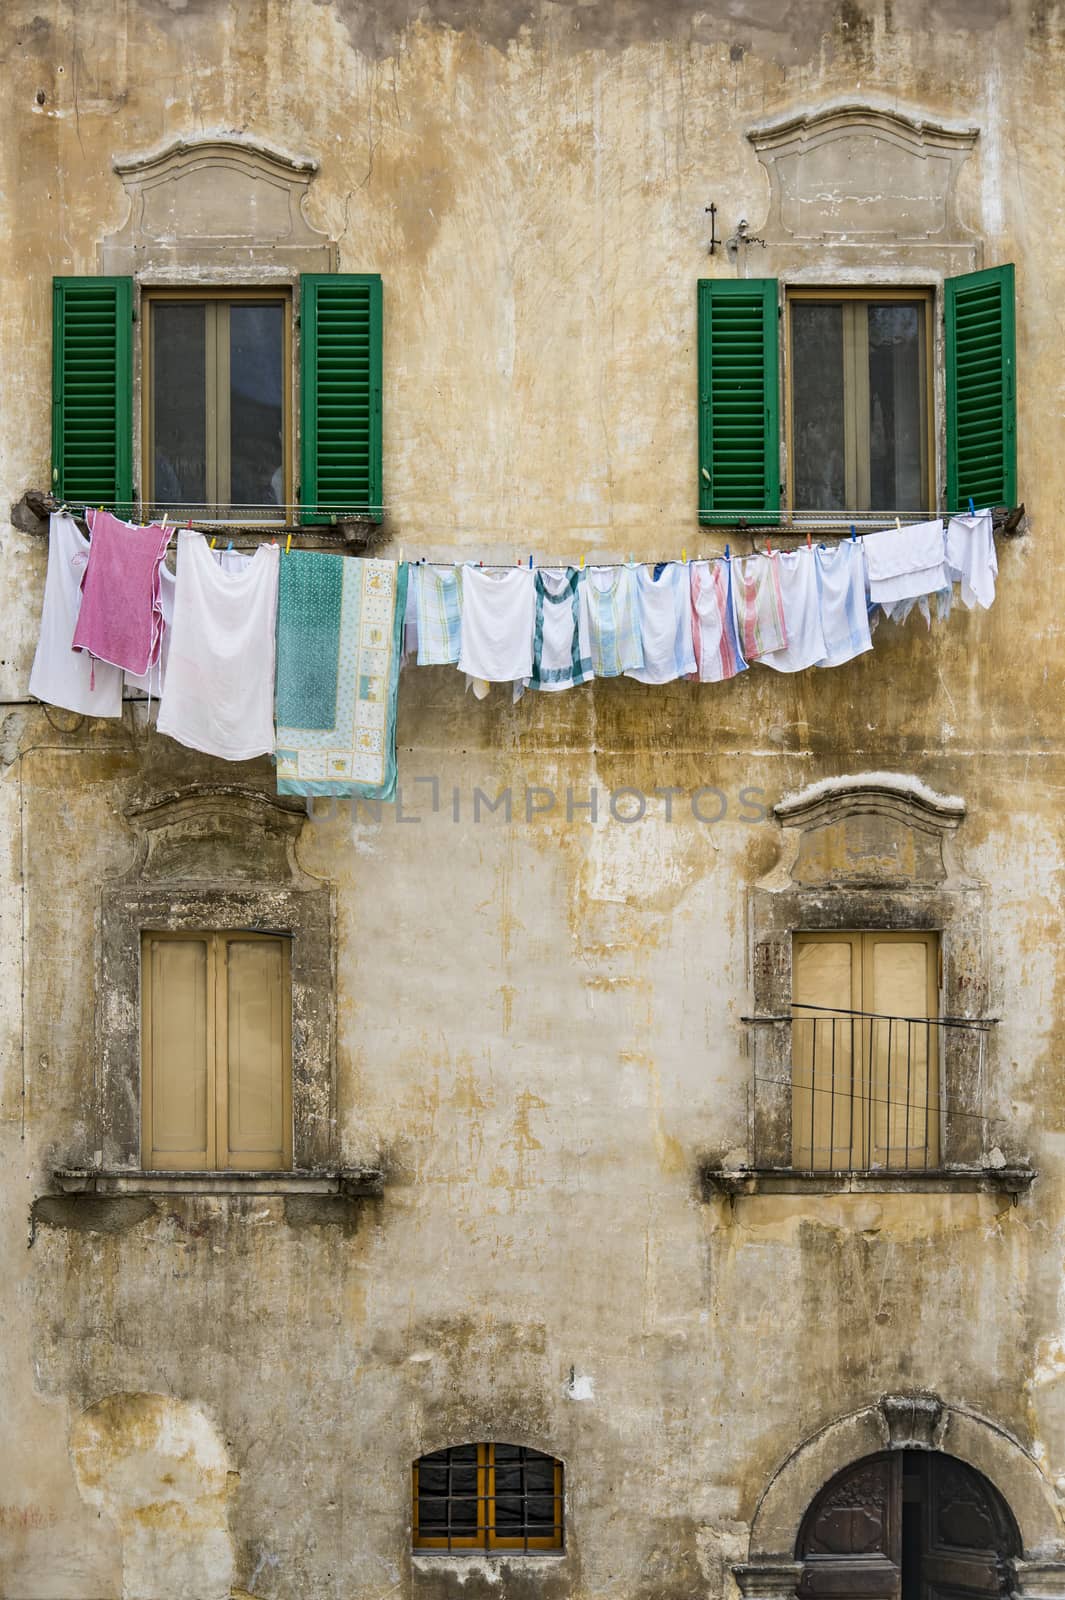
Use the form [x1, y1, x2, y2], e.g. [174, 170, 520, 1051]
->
[52, 1166, 383, 1199]
[700, 1165, 1035, 1201]
[412, 1551, 568, 1564]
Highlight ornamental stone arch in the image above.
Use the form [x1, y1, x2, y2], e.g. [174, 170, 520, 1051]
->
[735, 1394, 1065, 1600]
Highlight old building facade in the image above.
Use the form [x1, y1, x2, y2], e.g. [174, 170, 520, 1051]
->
[2, 2, 1064, 1597]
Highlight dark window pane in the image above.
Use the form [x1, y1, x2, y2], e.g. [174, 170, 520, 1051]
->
[868, 303, 923, 510]
[526, 1496, 558, 1529]
[791, 303, 845, 511]
[524, 1457, 556, 1493]
[448, 1497, 479, 1534]
[450, 1465, 478, 1497]
[153, 303, 206, 504]
[230, 303, 284, 507]
[493, 1443, 521, 1462]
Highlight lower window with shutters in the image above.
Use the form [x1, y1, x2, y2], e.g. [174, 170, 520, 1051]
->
[141, 930, 292, 1172]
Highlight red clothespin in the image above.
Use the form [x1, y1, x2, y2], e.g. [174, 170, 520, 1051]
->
[766, 535, 772, 555]
[805, 529, 812, 550]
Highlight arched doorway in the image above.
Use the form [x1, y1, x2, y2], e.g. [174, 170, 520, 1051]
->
[797, 1451, 1020, 1600]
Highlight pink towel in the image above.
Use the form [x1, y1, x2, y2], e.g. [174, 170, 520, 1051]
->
[72, 511, 172, 677]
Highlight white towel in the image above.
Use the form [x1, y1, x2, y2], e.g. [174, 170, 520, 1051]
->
[863, 519, 948, 606]
[759, 547, 827, 673]
[945, 509, 997, 610]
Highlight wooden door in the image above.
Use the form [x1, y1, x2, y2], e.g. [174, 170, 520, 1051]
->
[914, 1454, 1016, 1600]
[798, 1454, 902, 1600]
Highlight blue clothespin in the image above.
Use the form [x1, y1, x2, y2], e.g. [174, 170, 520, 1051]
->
[850, 525, 857, 542]
[724, 544, 730, 561]
[528, 553, 533, 569]
[226, 539, 234, 552]
[968, 497, 976, 517]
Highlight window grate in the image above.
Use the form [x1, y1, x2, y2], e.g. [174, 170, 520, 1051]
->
[413, 1443, 564, 1553]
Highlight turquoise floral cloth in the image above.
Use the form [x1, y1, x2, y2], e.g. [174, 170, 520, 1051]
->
[275, 553, 408, 801]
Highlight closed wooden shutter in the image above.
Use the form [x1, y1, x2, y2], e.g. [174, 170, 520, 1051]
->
[142, 937, 211, 1170]
[51, 277, 133, 512]
[945, 264, 1016, 511]
[300, 273, 382, 525]
[222, 938, 291, 1169]
[698, 278, 779, 524]
[792, 932, 939, 1172]
[142, 932, 291, 1171]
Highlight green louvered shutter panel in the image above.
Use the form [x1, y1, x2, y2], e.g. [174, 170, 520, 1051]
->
[698, 278, 779, 525]
[300, 273, 382, 525]
[945, 264, 1016, 511]
[51, 277, 133, 513]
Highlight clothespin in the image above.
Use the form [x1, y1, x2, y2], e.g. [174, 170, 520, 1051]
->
[765, 536, 772, 556]
[805, 529, 812, 550]
[628, 551, 634, 566]
[226, 539, 234, 553]
[285, 533, 292, 555]
[579, 552, 585, 569]
[528, 553, 533, 569]
[682, 547, 687, 563]
[724, 543, 731, 561]
[59, 503, 67, 516]
[895, 517, 902, 532]
[186, 517, 193, 529]
[398, 547, 404, 564]
[161, 511, 168, 529]
[210, 536, 218, 550]
[968, 497, 976, 517]
[851, 525, 858, 542]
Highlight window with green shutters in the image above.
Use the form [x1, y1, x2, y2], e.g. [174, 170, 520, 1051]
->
[697, 267, 1017, 522]
[698, 279, 780, 525]
[945, 264, 1016, 514]
[51, 277, 133, 514]
[51, 271, 384, 525]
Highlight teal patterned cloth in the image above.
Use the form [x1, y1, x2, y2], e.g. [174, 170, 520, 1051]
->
[275, 554, 408, 802]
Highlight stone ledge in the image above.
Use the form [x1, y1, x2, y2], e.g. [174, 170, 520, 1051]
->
[52, 1166, 384, 1199]
[700, 1165, 1035, 1201]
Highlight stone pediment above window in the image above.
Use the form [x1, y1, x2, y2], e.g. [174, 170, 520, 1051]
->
[738, 103, 980, 279]
[99, 134, 336, 279]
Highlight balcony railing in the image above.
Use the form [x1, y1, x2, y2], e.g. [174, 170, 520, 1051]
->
[786, 1003, 991, 1173]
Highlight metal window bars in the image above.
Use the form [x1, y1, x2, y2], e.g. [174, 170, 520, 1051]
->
[413, 1444, 564, 1553]
[749, 1003, 997, 1174]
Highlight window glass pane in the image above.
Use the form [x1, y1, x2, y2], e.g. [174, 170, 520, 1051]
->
[416, 1465, 449, 1529]
[230, 303, 284, 507]
[791, 303, 846, 510]
[867, 303, 923, 510]
[152, 303, 206, 504]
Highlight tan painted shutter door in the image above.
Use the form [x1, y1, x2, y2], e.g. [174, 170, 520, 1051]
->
[863, 934, 939, 1168]
[143, 937, 211, 1169]
[791, 934, 861, 1170]
[222, 937, 291, 1170]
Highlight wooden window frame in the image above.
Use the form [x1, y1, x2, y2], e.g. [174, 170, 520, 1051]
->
[412, 1444, 564, 1553]
[784, 287, 935, 515]
[141, 286, 294, 519]
[791, 930, 941, 1172]
[141, 929, 293, 1173]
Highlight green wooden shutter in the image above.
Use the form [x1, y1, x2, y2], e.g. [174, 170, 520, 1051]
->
[300, 274, 382, 525]
[945, 263, 1016, 511]
[51, 277, 133, 513]
[698, 278, 779, 525]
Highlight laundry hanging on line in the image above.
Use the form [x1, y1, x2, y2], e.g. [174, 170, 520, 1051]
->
[27, 508, 1000, 802]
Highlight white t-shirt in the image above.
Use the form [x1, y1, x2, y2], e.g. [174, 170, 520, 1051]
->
[457, 566, 535, 683]
[28, 513, 123, 717]
[157, 531, 279, 761]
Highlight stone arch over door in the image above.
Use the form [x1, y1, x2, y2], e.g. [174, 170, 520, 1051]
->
[735, 1395, 1064, 1600]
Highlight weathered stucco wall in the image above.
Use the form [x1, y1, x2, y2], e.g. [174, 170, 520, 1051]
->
[2, 2, 1065, 1598]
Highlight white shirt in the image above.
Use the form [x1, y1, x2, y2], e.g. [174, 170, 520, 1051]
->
[29, 513, 123, 717]
[457, 566, 536, 683]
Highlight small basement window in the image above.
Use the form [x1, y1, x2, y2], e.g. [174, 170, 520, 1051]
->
[413, 1443, 564, 1552]
[141, 930, 292, 1171]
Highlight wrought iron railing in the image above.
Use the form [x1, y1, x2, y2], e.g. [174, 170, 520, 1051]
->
[782, 1003, 993, 1173]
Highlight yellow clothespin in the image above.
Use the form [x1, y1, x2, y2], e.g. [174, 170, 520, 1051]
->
[398, 546, 404, 564]
[896, 517, 902, 531]
[161, 511, 168, 529]
[210, 536, 218, 550]
[579, 552, 585, 569]
[285, 532, 292, 555]
[682, 547, 687, 563]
